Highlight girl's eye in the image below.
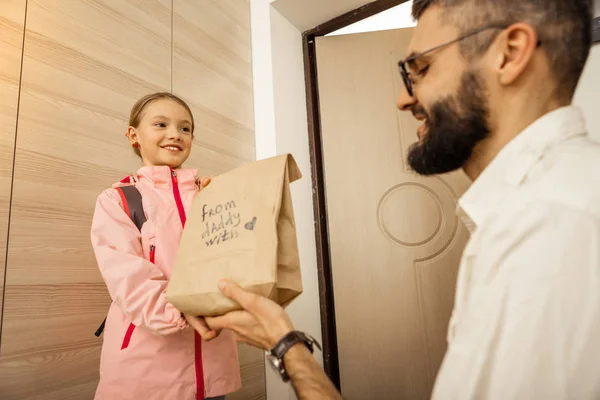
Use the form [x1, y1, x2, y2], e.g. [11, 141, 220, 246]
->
[155, 122, 166, 128]
[181, 127, 191, 133]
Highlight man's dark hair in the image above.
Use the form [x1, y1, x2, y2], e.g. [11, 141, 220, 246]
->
[412, 0, 594, 101]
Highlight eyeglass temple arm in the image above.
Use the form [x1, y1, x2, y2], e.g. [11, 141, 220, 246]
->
[399, 23, 511, 66]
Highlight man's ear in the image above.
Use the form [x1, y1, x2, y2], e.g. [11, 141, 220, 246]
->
[494, 23, 539, 86]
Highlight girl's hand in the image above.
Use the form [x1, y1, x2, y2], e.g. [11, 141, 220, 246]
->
[195, 176, 212, 191]
[185, 314, 221, 341]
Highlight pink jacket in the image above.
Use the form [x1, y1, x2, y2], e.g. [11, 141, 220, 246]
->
[91, 166, 241, 400]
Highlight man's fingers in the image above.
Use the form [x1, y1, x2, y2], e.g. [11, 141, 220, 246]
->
[185, 315, 204, 331]
[205, 315, 228, 331]
[202, 331, 218, 341]
[185, 315, 217, 341]
[198, 330, 217, 341]
[218, 280, 260, 313]
[206, 310, 254, 331]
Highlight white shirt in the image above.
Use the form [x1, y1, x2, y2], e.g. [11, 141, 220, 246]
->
[432, 106, 600, 400]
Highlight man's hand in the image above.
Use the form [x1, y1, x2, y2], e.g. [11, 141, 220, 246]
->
[185, 314, 221, 341]
[208, 281, 343, 400]
[205, 280, 294, 350]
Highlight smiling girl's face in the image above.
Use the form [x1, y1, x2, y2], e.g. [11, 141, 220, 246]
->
[127, 98, 194, 168]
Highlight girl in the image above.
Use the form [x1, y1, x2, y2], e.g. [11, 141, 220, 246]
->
[91, 92, 241, 400]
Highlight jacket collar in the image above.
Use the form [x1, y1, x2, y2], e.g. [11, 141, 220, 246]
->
[135, 166, 199, 191]
[458, 106, 588, 230]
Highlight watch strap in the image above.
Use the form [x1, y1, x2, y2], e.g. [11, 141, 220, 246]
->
[267, 331, 322, 382]
[270, 331, 315, 359]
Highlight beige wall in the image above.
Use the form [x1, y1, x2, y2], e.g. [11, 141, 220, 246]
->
[0, 1, 262, 398]
[173, 0, 256, 174]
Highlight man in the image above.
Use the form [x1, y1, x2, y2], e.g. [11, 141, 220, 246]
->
[190, 0, 600, 398]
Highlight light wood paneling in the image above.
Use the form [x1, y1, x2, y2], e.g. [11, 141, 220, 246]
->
[174, 0, 256, 176]
[0, 0, 26, 333]
[173, 2, 264, 399]
[0, 0, 172, 398]
[1, 0, 261, 398]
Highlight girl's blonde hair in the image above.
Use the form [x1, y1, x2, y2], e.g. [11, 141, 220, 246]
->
[128, 92, 195, 156]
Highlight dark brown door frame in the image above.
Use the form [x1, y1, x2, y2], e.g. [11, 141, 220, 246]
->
[594, 17, 600, 43]
[301, 0, 410, 390]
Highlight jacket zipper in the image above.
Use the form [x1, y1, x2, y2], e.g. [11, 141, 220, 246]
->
[171, 169, 187, 227]
[149, 244, 156, 263]
[170, 168, 205, 400]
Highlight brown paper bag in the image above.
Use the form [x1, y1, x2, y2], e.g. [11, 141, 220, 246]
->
[166, 154, 303, 317]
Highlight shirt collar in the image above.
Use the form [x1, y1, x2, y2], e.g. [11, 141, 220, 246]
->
[458, 106, 588, 228]
[135, 166, 199, 190]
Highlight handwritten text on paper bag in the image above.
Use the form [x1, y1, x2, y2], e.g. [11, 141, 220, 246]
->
[200, 201, 257, 246]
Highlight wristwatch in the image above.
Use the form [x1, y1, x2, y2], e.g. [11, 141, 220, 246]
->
[266, 331, 322, 382]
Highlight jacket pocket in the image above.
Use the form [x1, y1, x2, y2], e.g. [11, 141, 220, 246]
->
[121, 242, 156, 350]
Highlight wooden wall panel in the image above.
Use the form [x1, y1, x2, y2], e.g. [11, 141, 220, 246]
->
[0, 0, 261, 398]
[0, 0, 26, 333]
[0, 0, 172, 398]
[174, 0, 256, 175]
[173, 1, 263, 400]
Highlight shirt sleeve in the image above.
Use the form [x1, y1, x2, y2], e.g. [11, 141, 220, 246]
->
[435, 202, 600, 400]
[90, 189, 187, 335]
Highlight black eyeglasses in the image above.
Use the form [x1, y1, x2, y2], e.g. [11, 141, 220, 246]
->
[398, 24, 541, 97]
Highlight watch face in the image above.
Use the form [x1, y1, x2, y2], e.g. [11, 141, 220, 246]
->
[266, 352, 282, 372]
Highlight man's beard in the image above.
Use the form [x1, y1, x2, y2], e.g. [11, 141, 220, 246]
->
[407, 70, 491, 176]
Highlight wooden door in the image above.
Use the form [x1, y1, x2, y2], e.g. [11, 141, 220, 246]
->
[316, 28, 471, 399]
